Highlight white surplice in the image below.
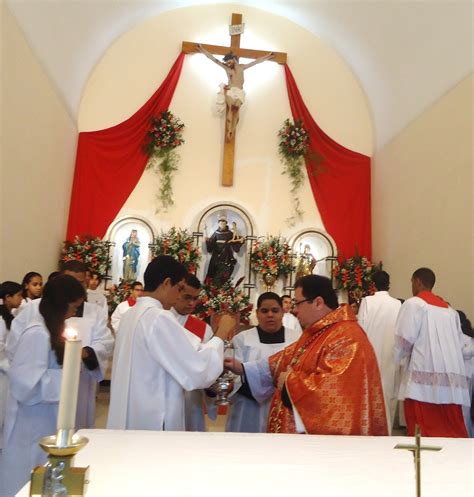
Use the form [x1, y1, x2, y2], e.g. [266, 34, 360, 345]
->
[226, 326, 301, 433]
[394, 296, 470, 407]
[282, 312, 302, 334]
[171, 309, 215, 431]
[86, 288, 109, 317]
[107, 297, 224, 431]
[0, 320, 61, 497]
[110, 300, 133, 332]
[6, 298, 114, 430]
[66, 301, 114, 429]
[358, 291, 401, 432]
[0, 318, 9, 448]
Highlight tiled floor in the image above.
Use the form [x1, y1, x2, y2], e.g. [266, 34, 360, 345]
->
[94, 385, 405, 434]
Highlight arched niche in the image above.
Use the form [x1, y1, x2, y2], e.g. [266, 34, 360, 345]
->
[193, 202, 256, 289]
[105, 216, 156, 286]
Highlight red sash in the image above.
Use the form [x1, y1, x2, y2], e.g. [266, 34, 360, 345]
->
[184, 315, 207, 341]
[127, 297, 137, 307]
[417, 290, 448, 308]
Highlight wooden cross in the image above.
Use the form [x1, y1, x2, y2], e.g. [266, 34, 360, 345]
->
[394, 425, 442, 497]
[182, 13, 287, 186]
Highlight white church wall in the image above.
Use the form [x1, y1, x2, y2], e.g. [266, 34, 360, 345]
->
[372, 73, 473, 319]
[1, 5, 77, 281]
[78, 4, 373, 265]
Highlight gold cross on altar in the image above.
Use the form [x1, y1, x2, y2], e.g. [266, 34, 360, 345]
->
[182, 13, 287, 186]
[394, 425, 442, 497]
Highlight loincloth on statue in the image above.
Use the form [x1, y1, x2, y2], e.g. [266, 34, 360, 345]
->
[216, 84, 246, 114]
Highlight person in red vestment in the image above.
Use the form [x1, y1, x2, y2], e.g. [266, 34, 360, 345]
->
[226, 275, 388, 435]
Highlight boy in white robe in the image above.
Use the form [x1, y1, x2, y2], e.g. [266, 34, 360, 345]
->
[107, 256, 235, 431]
[358, 270, 401, 433]
[226, 292, 301, 433]
[171, 273, 215, 431]
[111, 281, 143, 332]
[394, 267, 471, 437]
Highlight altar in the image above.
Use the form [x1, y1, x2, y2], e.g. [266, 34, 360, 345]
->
[18, 430, 473, 496]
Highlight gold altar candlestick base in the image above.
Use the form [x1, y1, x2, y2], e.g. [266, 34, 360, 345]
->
[30, 431, 89, 497]
[394, 425, 442, 497]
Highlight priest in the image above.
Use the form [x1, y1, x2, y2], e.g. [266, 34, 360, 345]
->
[226, 275, 388, 435]
[107, 256, 235, 431]
[171, 273, 215, 431]
[394, 267, 471, 437]
[358, 270, 401, 433]
[226, 292, 301, 433]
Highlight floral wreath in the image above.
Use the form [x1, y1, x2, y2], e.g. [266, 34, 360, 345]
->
[333, 255, 382, 301]
[250, 236, 294, 278]
[150, 227, 201, 273]
[278, 118, 310, 226]
[144, 110, 185, 211]
[61, 235, 112, 278]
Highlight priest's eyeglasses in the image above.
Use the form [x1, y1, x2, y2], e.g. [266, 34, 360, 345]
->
[291, 297, 314, 308]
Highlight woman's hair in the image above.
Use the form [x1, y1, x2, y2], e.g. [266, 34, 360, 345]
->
[21, 271, 42, 298]
[39, 275, 86, 365]
[0, 281, 22, 330]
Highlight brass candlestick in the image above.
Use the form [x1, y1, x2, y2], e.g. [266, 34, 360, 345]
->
[394, 425, 442, 497]
[29, 430, 89, 497]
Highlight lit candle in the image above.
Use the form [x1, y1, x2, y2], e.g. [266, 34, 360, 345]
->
[57, 327, 82, 432]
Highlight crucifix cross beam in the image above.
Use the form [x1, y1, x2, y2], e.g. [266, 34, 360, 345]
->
[182, 13, 287, 186]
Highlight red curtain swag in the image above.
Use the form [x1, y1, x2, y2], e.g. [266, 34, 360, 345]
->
[66, 53, 185, 240]
[66, 53, 371, 260]
[284, 64, 372, 259]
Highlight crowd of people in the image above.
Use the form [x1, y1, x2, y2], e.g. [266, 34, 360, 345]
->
[0, 257, 472, 496]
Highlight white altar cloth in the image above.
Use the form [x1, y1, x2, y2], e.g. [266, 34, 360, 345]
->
[18, 430, 473, 497]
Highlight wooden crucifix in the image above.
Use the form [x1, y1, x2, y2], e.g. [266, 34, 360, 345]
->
[182, 13, 287, 186]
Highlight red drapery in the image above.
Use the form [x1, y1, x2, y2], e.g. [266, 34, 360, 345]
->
[66, 53, 185, 239]
[284, 64, 372, 259]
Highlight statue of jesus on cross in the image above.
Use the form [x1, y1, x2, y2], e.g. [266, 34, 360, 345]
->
[197, 44, 275, 142]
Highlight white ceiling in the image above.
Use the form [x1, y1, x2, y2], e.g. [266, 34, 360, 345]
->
[5, 0, 473, 148]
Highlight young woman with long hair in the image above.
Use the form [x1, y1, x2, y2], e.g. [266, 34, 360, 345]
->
[0, 275, 86, 497]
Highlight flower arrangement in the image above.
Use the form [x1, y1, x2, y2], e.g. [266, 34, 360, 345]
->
[333, 255, 383, 302]
[250, 236, 294, 282]
[194, 278, 253, 325]
[61, 235, 112, 277]
[278, 118, 310, 226]
[144, 110, 185, 211]
[106, 279, 133, 314]
[150, 227, 201, 273]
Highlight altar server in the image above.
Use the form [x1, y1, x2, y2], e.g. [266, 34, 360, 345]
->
[62, 260, 114, 428]
[0, 276, 85, 497]
[358, 271, 401, 433]
[107, 256, 235, 431]
[86, 271, 108, 315]
[281, 294, 302, 334]
[6, 261, 114, 430]
[0, 281, 23, 449]
[171, 273, 214, 431]
[111, 281, 143, 332]
[12, 271, 43, 316]
[227, 292, 301, 433]
[394, 267, 471, 437]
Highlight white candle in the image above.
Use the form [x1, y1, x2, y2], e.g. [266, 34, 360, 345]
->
[57, 327, 82, 432]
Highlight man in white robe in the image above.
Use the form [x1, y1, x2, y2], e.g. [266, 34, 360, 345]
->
[281, 294, 302, 333]
[6, 261, 114, 430]
[110, 281, 143, 332]
[358, 270, 401, 433]
[394, 267, 472, 437]
[171, 273, 215, 431]
[107, 256, 235, 431]
[226, 292, 301, 433]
